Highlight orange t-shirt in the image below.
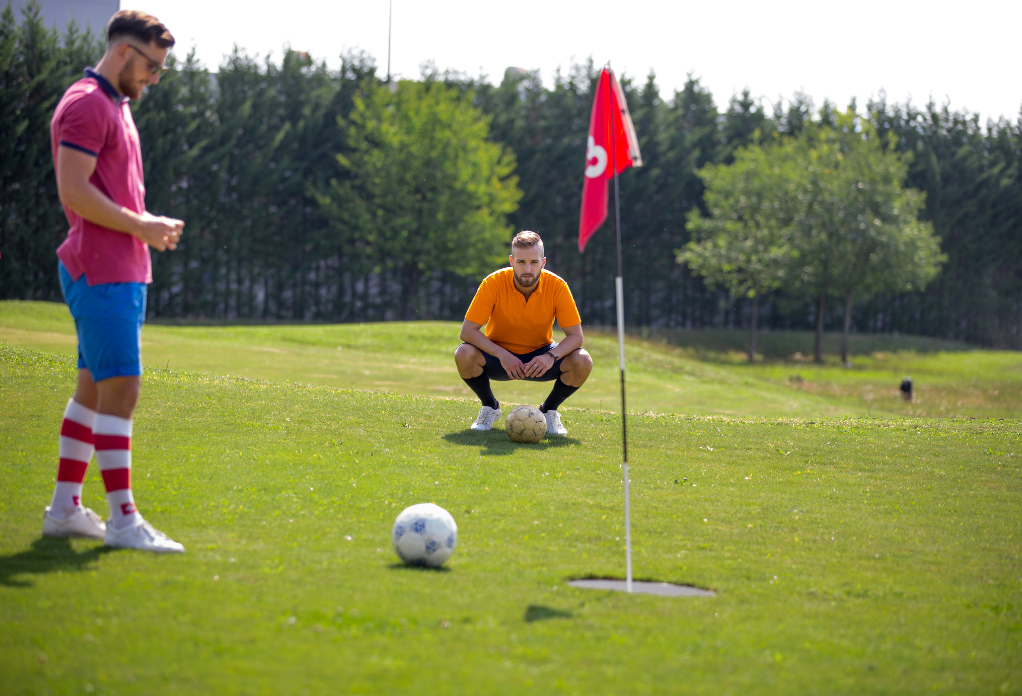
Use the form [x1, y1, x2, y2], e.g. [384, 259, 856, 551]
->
[465, 268, 582, 354]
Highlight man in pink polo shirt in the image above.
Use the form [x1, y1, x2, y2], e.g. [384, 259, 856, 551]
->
[43, 10, 185, 552]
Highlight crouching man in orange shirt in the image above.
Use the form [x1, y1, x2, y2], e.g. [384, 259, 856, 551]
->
[455, 231, 593, 435]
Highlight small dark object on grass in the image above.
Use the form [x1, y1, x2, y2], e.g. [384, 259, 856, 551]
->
[900, 377, 913, 402]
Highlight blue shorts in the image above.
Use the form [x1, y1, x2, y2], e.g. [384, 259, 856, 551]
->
[58, 261, 147, 382]
[479, 343, 564, 382]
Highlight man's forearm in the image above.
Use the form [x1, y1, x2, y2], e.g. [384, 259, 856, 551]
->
[550, 333, 582, 359]
[60, 179, 144, 237]
[461, 327, 512, 359]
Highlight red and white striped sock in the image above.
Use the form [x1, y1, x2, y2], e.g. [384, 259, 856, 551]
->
[93, 414, 140, 529]
[49, 399, 97, 517]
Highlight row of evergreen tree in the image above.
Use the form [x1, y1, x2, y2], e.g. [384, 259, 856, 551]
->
[2, 3, 1019, 347]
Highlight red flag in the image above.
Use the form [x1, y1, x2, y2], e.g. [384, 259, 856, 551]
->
[578, 68, 642, 253]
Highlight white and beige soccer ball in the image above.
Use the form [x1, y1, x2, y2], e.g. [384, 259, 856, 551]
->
[392, 503, 458, 567]
[505, 405, 546, 443]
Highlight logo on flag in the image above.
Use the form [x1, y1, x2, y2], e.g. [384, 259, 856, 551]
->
[585, 136, 607, 179]
[578, 67, 642, 253]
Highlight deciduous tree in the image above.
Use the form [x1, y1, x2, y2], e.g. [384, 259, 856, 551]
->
[786, 111, 944, 362]
[680, 136, 799, 361]
[318, 79, 521, 320]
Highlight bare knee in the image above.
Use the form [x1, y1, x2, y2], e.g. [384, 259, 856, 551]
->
[454, 343, 482, 365]
[578, 348, 593, 373]
[566, 348, 593, 374]
[72, 369, 99, 411]
[96, 376, 141, 418]
[560, 348, 592, 387]
[454, 343, 484, 378]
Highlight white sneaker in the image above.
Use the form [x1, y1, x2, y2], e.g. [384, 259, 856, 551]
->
[544, 409, 568, 435]
[470, 405, 501, 431]
[43, 506, 106, 540]
[105, 517, 185, 554]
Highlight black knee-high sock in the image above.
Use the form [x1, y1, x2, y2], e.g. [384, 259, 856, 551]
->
[462, 374, 498, 410]
[541, 378, 579, 413]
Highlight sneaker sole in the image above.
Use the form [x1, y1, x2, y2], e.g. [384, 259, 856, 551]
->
[44, 529, 106, 540]
[105, 541, 185, 553]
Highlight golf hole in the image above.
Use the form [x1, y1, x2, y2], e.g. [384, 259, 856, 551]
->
[568, 579, 715, 597]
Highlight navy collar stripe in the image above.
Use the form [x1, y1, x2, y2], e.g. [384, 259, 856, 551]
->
[84, 67, 125, 102]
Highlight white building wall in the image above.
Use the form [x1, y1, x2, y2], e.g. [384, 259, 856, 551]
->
[11, 0, 120, 39]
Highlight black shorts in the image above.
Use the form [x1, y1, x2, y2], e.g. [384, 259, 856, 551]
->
[477, 343, 564, 382]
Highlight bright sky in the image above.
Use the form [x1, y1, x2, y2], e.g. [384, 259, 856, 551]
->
[141, 0, 1021, 124]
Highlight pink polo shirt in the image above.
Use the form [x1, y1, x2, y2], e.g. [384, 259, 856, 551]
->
[51, 68, 151, 285]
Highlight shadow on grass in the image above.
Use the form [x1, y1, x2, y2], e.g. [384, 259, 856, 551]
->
[0, 536, 114, 588]
[386, 562, 451, 573]
[524, 604, 573, 623]
[442, 430, 580, 456]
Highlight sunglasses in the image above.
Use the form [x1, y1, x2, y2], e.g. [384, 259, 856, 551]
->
[127, 44, 169, 76]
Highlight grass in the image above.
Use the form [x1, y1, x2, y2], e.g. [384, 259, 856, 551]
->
[1, 301, 1021, 693]
[1, 341, 1021, 694]
[639, 326, 976, 360]
[597, 327, 1022, 420]
[2, 301, 1020, 419]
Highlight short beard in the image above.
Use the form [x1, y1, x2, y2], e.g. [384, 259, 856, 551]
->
[514, 269, 541, 288]
[116, 58, 141, 100]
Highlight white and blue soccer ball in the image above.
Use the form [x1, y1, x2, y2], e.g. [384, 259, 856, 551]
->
[392, 503, 457, 567]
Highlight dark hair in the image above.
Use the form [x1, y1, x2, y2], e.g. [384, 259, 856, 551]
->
[512, 230, 543, 250]
[107, 10, 175, 49]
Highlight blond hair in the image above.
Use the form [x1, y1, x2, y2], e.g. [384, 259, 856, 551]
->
[512, 230, 543, 251]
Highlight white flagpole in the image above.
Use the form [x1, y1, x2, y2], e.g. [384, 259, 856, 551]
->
[386, 0, 393, 83]
[606, 64, 632, 593]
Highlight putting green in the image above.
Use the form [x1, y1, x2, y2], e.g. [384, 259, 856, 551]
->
[1, 344, 1019, 694]
[3, 300, 1020, 419]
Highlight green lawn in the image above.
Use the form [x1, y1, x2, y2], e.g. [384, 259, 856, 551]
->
[3, 301, 1020, 419]
[1, 339, 1021, 694]
[2, 301, 1021, 693]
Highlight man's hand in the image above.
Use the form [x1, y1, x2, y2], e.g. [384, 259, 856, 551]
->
[499, 351, 527, 380]
[137, 213, 184, 251]
[57, 146, 185, 251]
[523, 352, 555, 379]
[460, 319, 534, 379]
